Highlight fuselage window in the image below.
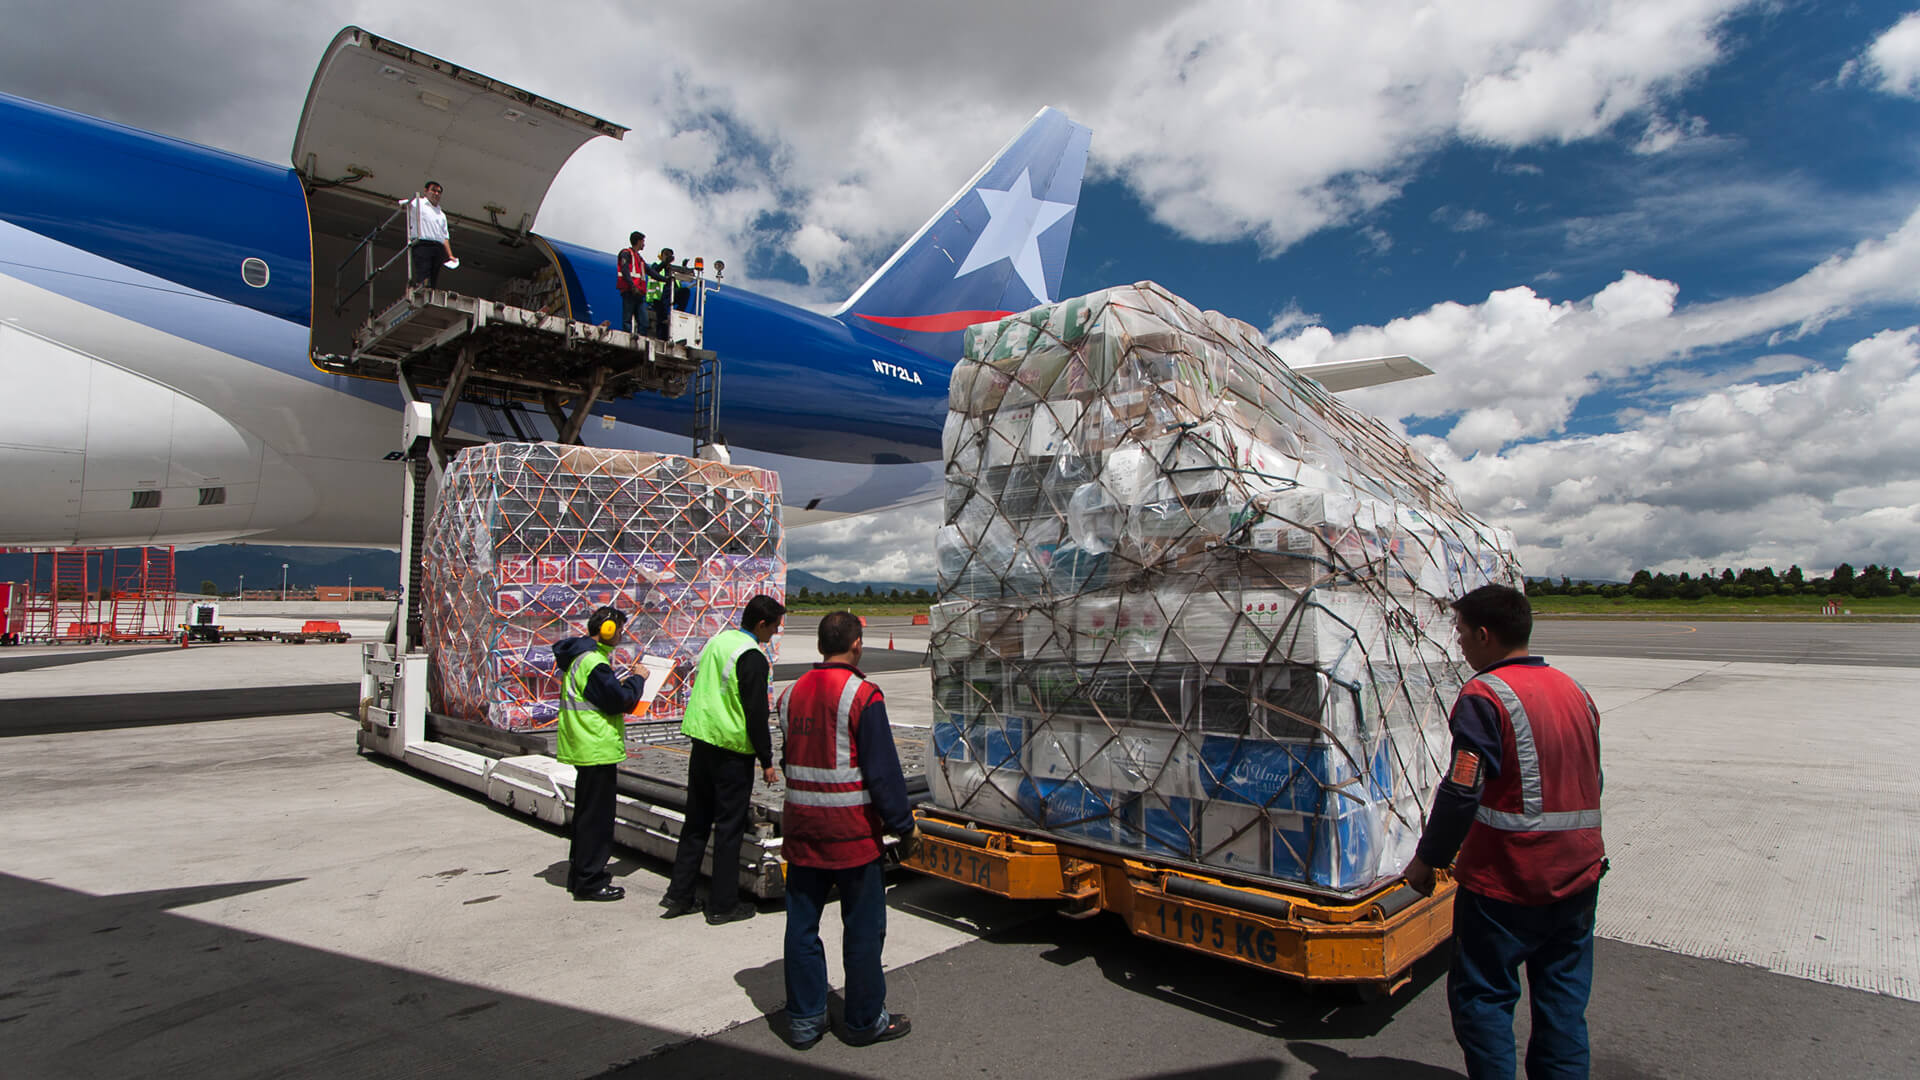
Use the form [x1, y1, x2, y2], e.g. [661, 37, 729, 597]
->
[199, 487, 227, 506]
[242, 258, 270, 288]
[130, 490, 161, 509]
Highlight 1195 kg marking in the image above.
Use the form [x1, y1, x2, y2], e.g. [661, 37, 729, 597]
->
[1152, 902, 1281, 965]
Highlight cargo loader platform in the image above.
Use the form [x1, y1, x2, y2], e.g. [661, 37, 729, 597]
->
[314, 285, 710, 444]
[357, 646, 930, 900]
[904, 806, 1453, 994]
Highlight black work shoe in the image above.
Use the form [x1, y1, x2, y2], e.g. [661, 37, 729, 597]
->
[658, 897, 698, 919]
[843, 1013, 911, 1047]
[786, 1026, 824, 1051]
[572, 884, 625, 902]
[704, 901, 756, 925]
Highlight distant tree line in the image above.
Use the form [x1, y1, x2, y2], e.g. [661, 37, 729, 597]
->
[1528, 563, 1915, 599]
[793, 586, 935, 605]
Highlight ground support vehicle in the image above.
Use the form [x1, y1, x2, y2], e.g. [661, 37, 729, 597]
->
[903, 806, 1454, 994]
[276, 620, 350, 644]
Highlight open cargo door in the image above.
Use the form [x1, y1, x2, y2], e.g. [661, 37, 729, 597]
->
[293, 25, 624, 236]
[296, 26, 626, 356]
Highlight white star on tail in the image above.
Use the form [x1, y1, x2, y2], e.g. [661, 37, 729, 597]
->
[952, 168, 1075, 304]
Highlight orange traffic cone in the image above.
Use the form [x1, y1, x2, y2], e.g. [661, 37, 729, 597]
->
[888, 633, 895, 650]
[180, 629, 190, 649]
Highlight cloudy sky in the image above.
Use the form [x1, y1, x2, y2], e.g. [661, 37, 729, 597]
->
[5, 1, 1917, 581]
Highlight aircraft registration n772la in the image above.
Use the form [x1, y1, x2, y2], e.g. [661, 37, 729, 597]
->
[0, 26, 1425, 549]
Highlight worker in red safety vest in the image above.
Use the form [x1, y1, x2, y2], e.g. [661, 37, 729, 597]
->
[1405, 583, 1606, 1080]
[774, 611, 917, 1050]
[615, 231, 649, 336]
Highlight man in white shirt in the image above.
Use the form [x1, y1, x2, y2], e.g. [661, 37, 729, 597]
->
[400, 180, 455, 288]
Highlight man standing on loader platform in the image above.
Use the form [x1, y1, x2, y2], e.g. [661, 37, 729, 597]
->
[616, 231, 648, 335]
[776, 611, 917, 1049]
[1405, 583, 1606, 1080]
[661, 594, 784, 924]
[554, 605, 649, 902]
[399, 180, 455, 289]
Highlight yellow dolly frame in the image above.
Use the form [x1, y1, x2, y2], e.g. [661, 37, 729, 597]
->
[904, 807, 1454, 993]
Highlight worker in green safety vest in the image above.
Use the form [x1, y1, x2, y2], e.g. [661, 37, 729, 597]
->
[554, 605, 648, 902]
[661, 593, 786, 925]
[648, 247, 678, 340]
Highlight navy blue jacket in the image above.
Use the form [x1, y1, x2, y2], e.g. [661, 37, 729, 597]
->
[553, 636, 644, 715]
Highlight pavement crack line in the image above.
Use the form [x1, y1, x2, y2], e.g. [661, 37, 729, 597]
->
[1604, 662, 1737, 730]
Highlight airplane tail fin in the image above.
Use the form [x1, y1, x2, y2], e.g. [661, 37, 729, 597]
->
[835, 107, 1090, 361]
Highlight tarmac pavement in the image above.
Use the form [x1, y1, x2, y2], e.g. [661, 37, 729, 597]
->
[1, 628, 1917, 1077]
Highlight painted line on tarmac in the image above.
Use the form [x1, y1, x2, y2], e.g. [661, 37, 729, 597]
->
[0, 684, 357, 737]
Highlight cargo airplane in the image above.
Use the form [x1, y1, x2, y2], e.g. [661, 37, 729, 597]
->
[0, 26, 1425, 549]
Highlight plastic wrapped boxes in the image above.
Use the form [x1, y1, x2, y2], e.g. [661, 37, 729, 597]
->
[928, 283, 1522, 895]
[422, 443, 784, 733]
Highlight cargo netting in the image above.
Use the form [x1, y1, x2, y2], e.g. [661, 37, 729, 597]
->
[930, 282, 1522, 895]
[423, 443, 784, 737]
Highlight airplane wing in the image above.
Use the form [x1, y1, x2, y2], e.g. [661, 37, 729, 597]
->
[1290, 354, 1433, 392]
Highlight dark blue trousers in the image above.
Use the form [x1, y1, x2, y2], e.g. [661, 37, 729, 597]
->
[1449, 885, 1598, 1080]
[620, 290, 646, 335]
[783, 859, 889, 1042]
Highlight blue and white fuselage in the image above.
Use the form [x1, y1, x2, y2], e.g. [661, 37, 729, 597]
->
[0, 27, 1091, 548]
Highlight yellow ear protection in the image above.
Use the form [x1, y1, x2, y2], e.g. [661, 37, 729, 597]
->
[597, 619, 619, 642]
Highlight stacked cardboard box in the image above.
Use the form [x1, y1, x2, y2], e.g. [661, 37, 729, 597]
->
[929, 283, 1521, 895]
[422, 443, 784, 734]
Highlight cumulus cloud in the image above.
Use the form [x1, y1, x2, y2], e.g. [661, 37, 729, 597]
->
[1418, 328, 1920, 578]
[788, 502, 944, 583]
[0, 0, 1760, 298]
[1633, 112, 1711, 155]
[1099, 0, 1748, 252]
[1274, 203, 1920, 452]
[1842, 12, 1920, 98]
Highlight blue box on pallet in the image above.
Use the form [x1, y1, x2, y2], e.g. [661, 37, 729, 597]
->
[969, 713, 1026, 768]
[932, 714, 970, 762]
[1019, 777, 1124, 846]
[1268, 807, 1378, 891]
[929, 712, 1027, 770]
[1199, 735, 1364, 814]
[1122, 795, 1198, 860]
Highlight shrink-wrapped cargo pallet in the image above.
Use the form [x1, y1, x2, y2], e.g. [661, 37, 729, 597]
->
[423, 443, 784, 735]
[930, 282, 1520, 895]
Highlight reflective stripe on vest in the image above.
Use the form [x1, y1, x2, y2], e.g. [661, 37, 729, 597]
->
[561, 654, 596, 712]
[785, 673, 871, 807]
[1472, 669, 1602, 832]
[787, 788, 872, 807]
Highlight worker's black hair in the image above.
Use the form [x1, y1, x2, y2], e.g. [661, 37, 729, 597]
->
[586, 605, 627, 638]
[740, 594, 787, 633]
[424, 180, 442, 191]
[817, 611, 863, 657]
[630, 231, 643, 245]
[1450, 584, 1532, 648]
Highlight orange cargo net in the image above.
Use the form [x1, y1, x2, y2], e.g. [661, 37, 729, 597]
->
[422, 444, 785, 733]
